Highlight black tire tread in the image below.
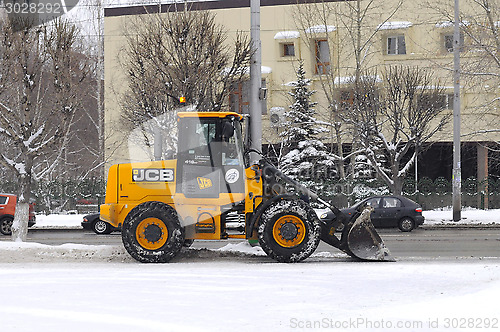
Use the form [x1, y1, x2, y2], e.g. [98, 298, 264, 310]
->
[398, 217, 415, 232]
[92, 219, 112, 235]
[0, 216, 14, 235]
[258, 198, 320, 263]
[122, 201, 184, 263]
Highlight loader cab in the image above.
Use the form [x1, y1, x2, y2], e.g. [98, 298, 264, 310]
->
[176, 112, 245, 199]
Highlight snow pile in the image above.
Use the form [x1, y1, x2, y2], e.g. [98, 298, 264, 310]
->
[0, 242, 131, 263]
[378, 21, 413, 30]
[217, 242, 266, 256]
[0, 240, 351, 264]
[274, 31, 300, 39]
[423, 208, 500, 226]
[33, 214, 85, 229]
[305, 25, 336, 33]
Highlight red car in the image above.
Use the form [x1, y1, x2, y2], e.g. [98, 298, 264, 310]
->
[0, 193, 36, 235]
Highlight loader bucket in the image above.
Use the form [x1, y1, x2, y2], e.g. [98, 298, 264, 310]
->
[343, 208, 394, 261]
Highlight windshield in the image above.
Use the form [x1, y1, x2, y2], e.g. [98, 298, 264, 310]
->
[229, 118, 245, 167]
[177, 116, 245, 168]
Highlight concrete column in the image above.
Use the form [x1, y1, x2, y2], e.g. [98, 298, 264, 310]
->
[477, 143, 488, 209]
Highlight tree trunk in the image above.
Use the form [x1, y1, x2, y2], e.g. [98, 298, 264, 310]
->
[335, 122, 345, 180]
[393, 177, 403, 196]
[12, 202, 29, 242]
[11, 159, 32, 242]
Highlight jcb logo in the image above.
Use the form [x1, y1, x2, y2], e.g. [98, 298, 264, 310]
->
[197, 177, 212, 190]
[132, 169, 175, 182]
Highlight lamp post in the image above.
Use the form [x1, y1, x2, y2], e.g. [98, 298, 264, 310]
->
[249, 0, 263, 164]
[452, 0, 462, 221]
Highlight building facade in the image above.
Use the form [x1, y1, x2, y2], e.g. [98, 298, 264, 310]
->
[103, 0, 500, 198]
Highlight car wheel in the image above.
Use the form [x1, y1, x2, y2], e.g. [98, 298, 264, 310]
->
[0, 217, 13, 235]
[398, 217, 415, 232]
[93, 219, 112, 234]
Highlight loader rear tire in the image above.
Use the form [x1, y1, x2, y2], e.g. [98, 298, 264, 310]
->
[122, 201, 184, 263]
[258, 199, 320, 263]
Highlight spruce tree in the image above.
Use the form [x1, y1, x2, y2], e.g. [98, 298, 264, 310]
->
[280, 61, 336, 192]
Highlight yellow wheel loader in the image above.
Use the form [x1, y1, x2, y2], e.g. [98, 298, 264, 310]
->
[100, 111, 393, 263]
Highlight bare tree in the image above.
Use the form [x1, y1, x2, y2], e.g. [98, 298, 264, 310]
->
[119, 8, 253, 157]
[0, 19, 92, 240]
[345, 66, 450, 194]
[292, 0, 403, 182]
[422, 0, 499, 137]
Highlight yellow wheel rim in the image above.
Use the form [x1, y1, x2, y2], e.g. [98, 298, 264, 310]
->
[272, 215, 306, 248]
[136, 218, 168, 250]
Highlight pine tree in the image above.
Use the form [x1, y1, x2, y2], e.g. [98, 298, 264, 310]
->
[280, 61, 337, 192]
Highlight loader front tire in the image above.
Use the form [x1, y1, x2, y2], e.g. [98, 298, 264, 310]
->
[122, 202, 184, 263]
[258, 199, 320, 263]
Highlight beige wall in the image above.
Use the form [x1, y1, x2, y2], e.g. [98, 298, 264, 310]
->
[104, 0, 499, 165]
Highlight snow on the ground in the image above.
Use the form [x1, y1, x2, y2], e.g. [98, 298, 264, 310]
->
[0, 241, 499, 332]
[32, 214, 85, 229]
[423, 208, 500, 226]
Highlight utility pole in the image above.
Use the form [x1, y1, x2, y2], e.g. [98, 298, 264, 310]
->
[97, 0, 105, 176]
[249, 0, 262, 165]
[452, 0, 462, 221]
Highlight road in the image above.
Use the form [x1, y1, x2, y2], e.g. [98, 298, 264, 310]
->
[2, 227, 499, 260]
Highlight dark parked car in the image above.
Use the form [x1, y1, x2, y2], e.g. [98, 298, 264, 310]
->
[318, 196, 425, 232]
[81, 213, 119, 234]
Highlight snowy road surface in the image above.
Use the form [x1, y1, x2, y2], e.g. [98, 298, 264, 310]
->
[1, 210, 499, 331]
[1, 241, 499, 332]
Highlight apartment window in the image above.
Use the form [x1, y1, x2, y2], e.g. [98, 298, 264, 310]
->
[315, 39, 331, 74]
[229, 79, 267, 115]
[339, 89, 379, 112]
[417, 93, 454, 111]
[387, 35, 406, 55]
[339, 90, 354, 111]
[281, 43, 295, 57]
[444, 33, 464, 52]
[442, 93, 454, 109]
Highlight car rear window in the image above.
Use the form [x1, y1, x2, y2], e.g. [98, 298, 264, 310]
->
[0, 196, 8, 205]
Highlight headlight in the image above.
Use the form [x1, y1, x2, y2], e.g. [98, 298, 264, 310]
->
[320, 213, 328, 219]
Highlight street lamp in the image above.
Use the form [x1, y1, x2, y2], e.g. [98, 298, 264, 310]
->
[452, 0, 462, 221]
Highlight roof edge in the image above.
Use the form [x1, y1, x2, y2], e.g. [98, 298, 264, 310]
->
[105, 0, 347, 18]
